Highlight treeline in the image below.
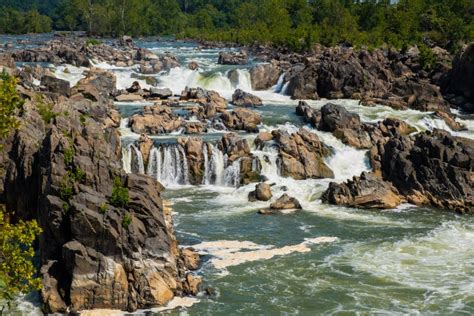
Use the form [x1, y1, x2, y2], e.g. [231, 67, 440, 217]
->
[0, 0, 473, 52]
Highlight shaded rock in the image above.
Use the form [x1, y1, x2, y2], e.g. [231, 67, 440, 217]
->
[41, 75, 71, 95]
[231, 89, 263, 107]
[248, 183, 272, 202]
[446, 44, 474, 113]
[270, 194, 302, 210]
[126, 81, 142, 93]
[378, 129, 474, 213]
[218, 51, 248, 65]
[322, 172, 402, 209]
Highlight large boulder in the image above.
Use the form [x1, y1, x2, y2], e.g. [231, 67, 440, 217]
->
[257, 128, 334, 180]
[181, 87, 227, 111]
[322, 172, 402, 209]
[249, 63, 282, 90]
[270, 194, 302, 210]
[129, 105, 183, 134]
[218, 51, 248, 65]
[220, 108, 262, 132]
[231, 89, 263, 107]
[41, 75, 71, 95]
[248, 183, 273, 202]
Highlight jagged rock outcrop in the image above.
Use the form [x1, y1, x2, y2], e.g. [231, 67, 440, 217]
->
[322, 172, 403, 209]
[218, 51, 248, 65]
[255, 128, 334, 180]
[378, 129, 473, 213]
[0, 68, 198, 312]
[296, 102, 415, 149]
[220, 108, 262, 133]
[249, 62, 282, 90]
[138, 53, 180, 74]
[180, 87, 227, 111]
[281, 46, 450, 112]
[231, 89, 263, 107]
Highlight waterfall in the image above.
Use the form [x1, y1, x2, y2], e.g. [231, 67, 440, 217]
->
[144, 144, 190, 186]
[234, 69, 252, 91]
[122, 144, 145, 174]
[273, 73, 286, 93]
[280, 81, 290, 95]
[202, 144, 225, 185]
[253, 145, 281, 181]
[224, 158, 241, 187]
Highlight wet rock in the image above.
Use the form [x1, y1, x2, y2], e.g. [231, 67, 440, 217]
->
[248, 183, 273, 202]
[219, 132, 251, 162]
[270, 194, 302, 210]
[185, 121, 207, 134]
[218, 50, 248, 65]
[220, 108, 262, 132]
[118, 35, 133, 47]
[183, 273, 202, 296]
[249, 62, 281, 90]
[322, 172, 402, 209]
[181, 248, 200, 271]
[433, 111, 466, 131]
[231, 89, 263, 107]
[126, 81, 142, 93]
[129, 105, 183, 134]
[188, 61, 199, 70]
[137, 134, 153, 166]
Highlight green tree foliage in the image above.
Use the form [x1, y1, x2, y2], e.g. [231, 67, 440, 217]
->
[0, 72, 42, 311]
[0, 72, 24, 148]
[0, 207, 42, 311]
[0, 0, 473, 51]
[110, 177, 129, 207]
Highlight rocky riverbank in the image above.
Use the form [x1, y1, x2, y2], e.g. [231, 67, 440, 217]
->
[0, 59, 201, 312]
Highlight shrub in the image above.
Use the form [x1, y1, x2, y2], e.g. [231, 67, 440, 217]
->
[419, 44, 438, 71]
[0, 206, 42, 310]
[99, 203, 108, 214]
[122, 212, 132, 229]
[111, 177, 129, 208]
[0, 71, 23, 147]
[36, 96, 57, 124]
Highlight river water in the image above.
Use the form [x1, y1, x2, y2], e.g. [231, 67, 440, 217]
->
[7, 37, 474, 314]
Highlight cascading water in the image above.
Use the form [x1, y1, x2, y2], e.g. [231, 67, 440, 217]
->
[202, 144, 226, 186]
[122, 144, 145, 174]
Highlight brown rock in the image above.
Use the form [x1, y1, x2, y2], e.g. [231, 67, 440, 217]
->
[270, 194, 302, 210]
[248, 182, 272, 202]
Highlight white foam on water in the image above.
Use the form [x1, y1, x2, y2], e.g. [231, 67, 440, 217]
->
[191, 237, 338, 271]
[331, 220, 474, 312]
[54, 64, 87, 87]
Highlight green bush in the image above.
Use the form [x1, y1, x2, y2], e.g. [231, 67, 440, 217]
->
[110, 177, 129, 208]
[419, 44, 438, 71]
[85, 38, 102, 47]
[0, 71, 23, 147]
[99, 203, 108, 214]
[122, 212, 132, 229]
[36, 99, 57, 124]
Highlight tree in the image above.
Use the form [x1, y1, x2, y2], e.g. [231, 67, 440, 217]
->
[0, 73, 42, 312]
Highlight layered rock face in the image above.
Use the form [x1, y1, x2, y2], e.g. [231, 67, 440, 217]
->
[0, 69, 197, 312]
[322, 172, 402, 209]
[254, 46, 450, 112]
[218, 50, 248, 65]
[376, 129, 473, 213]
[296, 102, 415, 149]
[317, 103, 473, 213]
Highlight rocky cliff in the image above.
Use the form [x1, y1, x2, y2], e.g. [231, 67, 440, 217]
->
[0, 66, 199, 312]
